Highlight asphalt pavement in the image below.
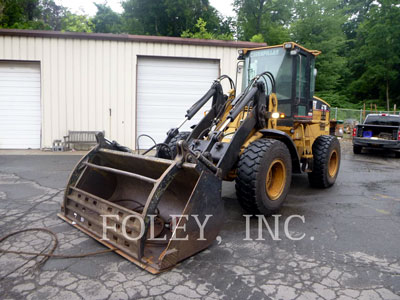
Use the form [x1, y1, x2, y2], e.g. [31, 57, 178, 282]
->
[0, 139, 399, 300]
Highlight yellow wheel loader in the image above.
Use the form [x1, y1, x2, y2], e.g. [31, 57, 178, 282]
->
[59, 42, 341, 273]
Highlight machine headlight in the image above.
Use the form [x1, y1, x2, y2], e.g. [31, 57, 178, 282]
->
[237, 49, 245, 60]
[272, 112, 280, 119]
[284, 43, 293, 49]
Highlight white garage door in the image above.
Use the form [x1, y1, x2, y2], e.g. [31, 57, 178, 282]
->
[137, 57, 219, 149]
[0, 62, 41, 149]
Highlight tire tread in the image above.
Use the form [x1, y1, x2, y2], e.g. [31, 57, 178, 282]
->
[236, 139, 280, 214]
[308, 135, 340, 188]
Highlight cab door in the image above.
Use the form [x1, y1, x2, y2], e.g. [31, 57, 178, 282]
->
[294, 53, 311, 117]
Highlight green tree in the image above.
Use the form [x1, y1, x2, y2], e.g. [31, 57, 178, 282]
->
[290, 0, 347, 94]
[181, 18, 233, 40]
[121, 0, 230, 37]
[250, 33, 264, 43]
[40, 0, 65, 30]
[0, 0, 45, 29]
[348, 0, 400, 109]
[92, 3, 123, 33]
[61, 12, 93, 32]
[234, 0, 293, 44]
[341, 0, 374, 41]
[122, 0, 170, 35]
[0, 0, 66, 30]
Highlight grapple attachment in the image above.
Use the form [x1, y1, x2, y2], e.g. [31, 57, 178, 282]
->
[59, 141, 223, 274]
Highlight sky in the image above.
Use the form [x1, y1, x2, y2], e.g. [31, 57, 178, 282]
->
[56, 0, 236, 17]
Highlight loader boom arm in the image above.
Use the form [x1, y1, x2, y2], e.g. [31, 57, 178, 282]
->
[188, 75, 273, 178]
[160, 80, 226, 150]
[186, 81, 220, 120]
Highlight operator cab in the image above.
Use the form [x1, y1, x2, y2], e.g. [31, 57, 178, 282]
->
[239, 42, 322, 124]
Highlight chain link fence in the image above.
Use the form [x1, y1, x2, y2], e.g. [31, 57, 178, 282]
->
[330, 107, 400, 138]
[330, 107, 399, 124]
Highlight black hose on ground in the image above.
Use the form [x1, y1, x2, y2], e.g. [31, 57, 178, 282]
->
[0, 228, 117, 280]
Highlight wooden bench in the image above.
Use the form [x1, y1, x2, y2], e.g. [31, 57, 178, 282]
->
[63, 131, 104, 150]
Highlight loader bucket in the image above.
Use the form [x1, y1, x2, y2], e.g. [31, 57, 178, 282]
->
[59, 145, 223, 274]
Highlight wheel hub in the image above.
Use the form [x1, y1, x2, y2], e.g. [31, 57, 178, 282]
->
[328, 150, 339, 178]
[265, 159, 286, 201]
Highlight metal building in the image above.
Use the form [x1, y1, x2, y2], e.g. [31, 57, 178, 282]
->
[0, 29, 262, 149]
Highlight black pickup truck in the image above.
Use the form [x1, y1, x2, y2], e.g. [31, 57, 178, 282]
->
[353, 113, 400, 157]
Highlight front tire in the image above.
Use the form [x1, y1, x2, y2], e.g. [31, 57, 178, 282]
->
[235, 138, 292, 215]
[308, 135, 341, 188]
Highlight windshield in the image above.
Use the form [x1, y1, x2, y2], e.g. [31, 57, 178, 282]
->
[243, 47, 292, 100]
[364, 115, 400, 126]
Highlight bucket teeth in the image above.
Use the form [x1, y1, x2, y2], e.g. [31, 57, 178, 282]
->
[60, 145, 223, 273]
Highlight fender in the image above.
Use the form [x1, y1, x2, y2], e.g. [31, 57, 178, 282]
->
[259, 129, 301, 173]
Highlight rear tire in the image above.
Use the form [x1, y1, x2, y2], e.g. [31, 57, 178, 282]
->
[308, 135, 341, 188]
[353, 145, 362, 154]
[235, 138, 292, 215]
[157, 131, 190, 159]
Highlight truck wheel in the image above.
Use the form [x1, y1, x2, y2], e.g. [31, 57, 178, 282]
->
[236, 138, 292, 215]
[308, 135, 341, 188]
[353, 145, 362, 154]
[157, 131, 190, 159]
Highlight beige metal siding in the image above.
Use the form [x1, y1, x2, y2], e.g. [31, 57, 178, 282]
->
[0, 35, 242, 149]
